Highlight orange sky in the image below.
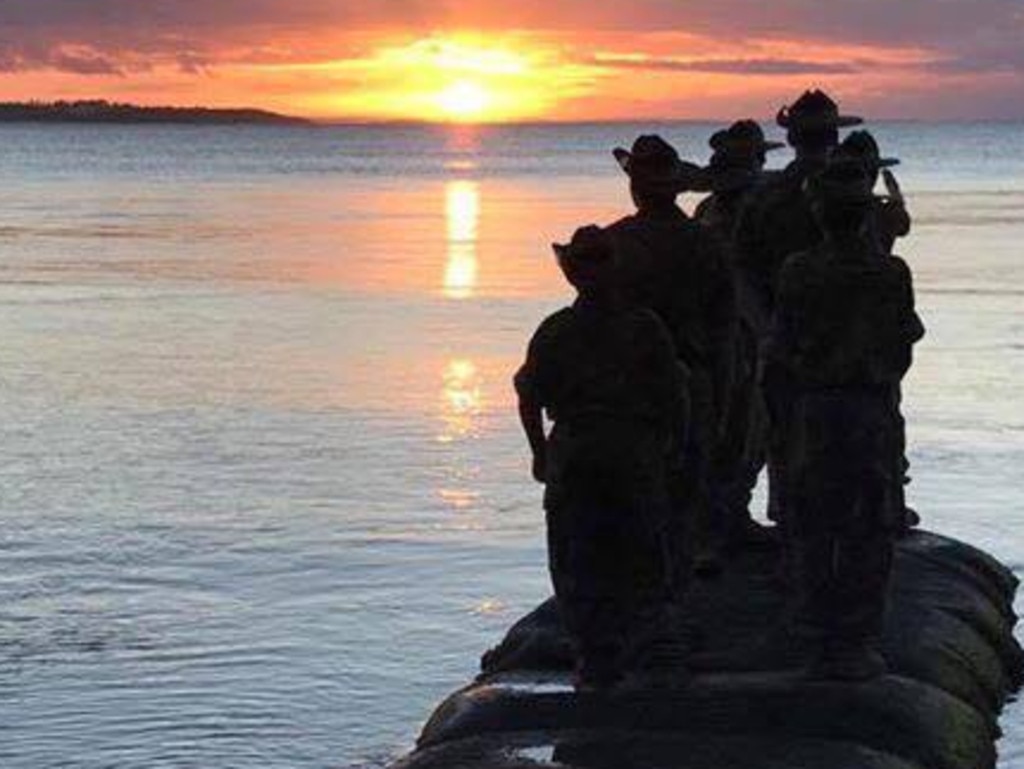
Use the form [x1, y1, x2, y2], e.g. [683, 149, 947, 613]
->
[1, 2, 1022, 121]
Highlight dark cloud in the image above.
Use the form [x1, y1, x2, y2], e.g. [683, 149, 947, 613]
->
[49, 49, 123, 75]
[0, 0, 430, 30]
[591, 55, 862, 76]
[0, 40, 124, 75]
[0, 0, 1018, 48]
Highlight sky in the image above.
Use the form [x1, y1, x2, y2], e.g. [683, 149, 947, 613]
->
[0, 0, 1023, 122]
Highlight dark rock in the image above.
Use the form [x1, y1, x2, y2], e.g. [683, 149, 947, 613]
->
[389, 532, 1021, 769]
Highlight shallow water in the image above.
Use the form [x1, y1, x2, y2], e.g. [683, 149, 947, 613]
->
[0, 122, 1022, 767]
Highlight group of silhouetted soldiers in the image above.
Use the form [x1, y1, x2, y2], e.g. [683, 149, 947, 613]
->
[515, 90, 925, 690]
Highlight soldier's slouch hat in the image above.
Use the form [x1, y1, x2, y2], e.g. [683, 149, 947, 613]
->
[836, 130, 900, 170]
[552, 225, 613, 265]
[777, 90, 863, 130]
[613, 134, 713, 193]
[709, 120, 785, 156]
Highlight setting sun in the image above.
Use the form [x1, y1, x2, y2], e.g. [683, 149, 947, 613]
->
[299, 36, 574, 122]
[437, 81, 492, 121]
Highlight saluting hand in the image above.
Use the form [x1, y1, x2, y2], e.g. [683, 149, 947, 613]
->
[882, 170, 904, 205]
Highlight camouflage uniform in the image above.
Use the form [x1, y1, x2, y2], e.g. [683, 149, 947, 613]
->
[734, 158, 830, 530]
[836, 130, 917, 530]
[696, 178, 776, 543]
[515, 300, 688, 685]
[608, 207, 738, 562]
[870, 197, 914, 529]
[765, 245, 924, 649]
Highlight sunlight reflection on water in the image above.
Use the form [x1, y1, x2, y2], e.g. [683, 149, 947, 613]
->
[443, 180, 480, 300]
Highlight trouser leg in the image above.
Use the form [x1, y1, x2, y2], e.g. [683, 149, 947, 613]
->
[683, 369, 722, 562]
[798, 529, 892, 644]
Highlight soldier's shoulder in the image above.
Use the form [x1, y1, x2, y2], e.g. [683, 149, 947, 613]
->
[531, 306, 576, 343]
[607, 214, 639, 236]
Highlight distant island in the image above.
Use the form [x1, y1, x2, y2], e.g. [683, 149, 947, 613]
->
[0, 100, 311, 126]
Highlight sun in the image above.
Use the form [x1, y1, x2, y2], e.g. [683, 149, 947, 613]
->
[437, 80, 492, 122]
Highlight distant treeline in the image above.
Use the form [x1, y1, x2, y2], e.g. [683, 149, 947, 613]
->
[0, 100, 310, 125]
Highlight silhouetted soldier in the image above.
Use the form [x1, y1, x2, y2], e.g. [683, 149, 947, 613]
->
[736, 90, 863, 530]
[836, 130, 918, 531]
[608, 135, 739, 574]
[836, 130, 911, 255]
[515, 225, 689, 690]
[696, 121, 784, 549]
[764, 160, 925, 680]
[696, 120, 784, 241]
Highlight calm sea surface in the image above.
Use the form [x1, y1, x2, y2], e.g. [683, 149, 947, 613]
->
[0, 122, 1022, 768]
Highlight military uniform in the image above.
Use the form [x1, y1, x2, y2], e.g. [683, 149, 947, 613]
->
[868, 196, 915, 529]
[731, 160, 829, 532]
[869, 197, 911, 256]
[765, 244, 924, 658]
[515, 299, 688, 686]
[609, 207, 738, 561]
[696, 175, 780, 544]
[735, 159, 826, 323]
[836, 130, 918, 530]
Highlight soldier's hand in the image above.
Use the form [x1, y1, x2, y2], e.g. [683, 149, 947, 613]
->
[532, 451, 547, 484]
[882, 170, 904, 204]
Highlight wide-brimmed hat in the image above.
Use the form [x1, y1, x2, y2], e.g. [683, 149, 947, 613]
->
[836, 130, 900, 170]
[613, 134, 713, 193]
[552, 224, 613, 264]
[804, 158, 876, 204]
[709, 120, 785, 156]
[704, 155, 758, 194]
[777, 90, 863, 130]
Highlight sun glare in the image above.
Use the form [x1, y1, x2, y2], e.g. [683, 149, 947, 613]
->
[437, 80, 492, 121]
[318, 36, 570, 122]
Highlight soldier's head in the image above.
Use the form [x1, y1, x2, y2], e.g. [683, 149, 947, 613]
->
[709, 119, 784, 173]
[552, 225, 615, 296]
[805, 158, 875, 238]
[613, 135, 711, 211]
[835, 130, 899, 187]
[777, 90, 862, 160]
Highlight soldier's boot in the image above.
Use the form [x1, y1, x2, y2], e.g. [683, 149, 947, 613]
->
[897, 459, 920, 534]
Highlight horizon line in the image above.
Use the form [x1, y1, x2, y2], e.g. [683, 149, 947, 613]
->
[3, 100, 1022, 127]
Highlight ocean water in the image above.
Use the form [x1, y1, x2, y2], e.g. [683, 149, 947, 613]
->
[0, 121, 1022, 768]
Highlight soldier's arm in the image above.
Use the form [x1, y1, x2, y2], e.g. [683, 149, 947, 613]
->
[641, 312, 692, 451]
[881, 170, 911, 244]
[514, 327, 552, 484]
[517, 397, 547, 484]
[732, 199, 773, 331]
[881, 199, 911, 242]
[893, 257, 925, 374]
[761, 260, 802, 423]
[702, 232, 740, 435]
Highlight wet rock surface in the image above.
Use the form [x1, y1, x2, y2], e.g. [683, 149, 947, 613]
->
[389, 532, 1023, 769]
